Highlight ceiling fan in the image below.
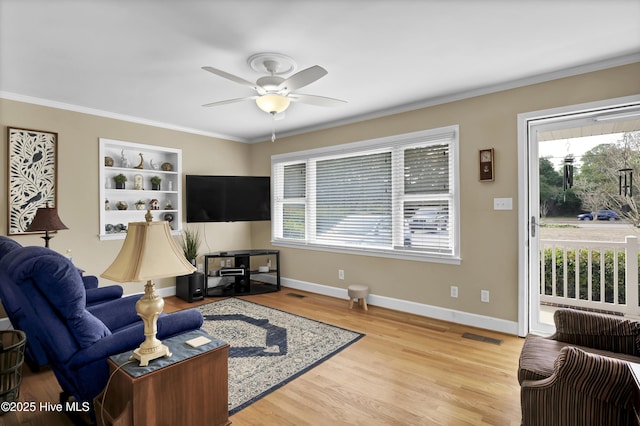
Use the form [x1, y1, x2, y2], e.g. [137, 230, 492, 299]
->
[202, 53, 347, 116]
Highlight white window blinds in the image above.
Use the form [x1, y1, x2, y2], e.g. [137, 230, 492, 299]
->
[401, 143, 454, 254]
[272, 125, 459, 261]
[316, 151, 392, 247]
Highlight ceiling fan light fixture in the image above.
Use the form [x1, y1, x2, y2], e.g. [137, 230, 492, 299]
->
[256, 94, 290, 114]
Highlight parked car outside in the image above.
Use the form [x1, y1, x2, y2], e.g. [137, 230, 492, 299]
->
[577, 210, 620, 221]
[317, 214, 392, 246]
[406, 207, 448, 233]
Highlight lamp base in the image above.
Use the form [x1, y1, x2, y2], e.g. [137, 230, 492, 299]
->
[131, 279, 172, 366]
[130, 343, 172, 366]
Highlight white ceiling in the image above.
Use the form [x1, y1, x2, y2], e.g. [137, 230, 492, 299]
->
[1, 0, 639, 143]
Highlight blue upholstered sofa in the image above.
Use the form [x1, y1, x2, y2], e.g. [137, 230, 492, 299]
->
[0, 242, 204, 415]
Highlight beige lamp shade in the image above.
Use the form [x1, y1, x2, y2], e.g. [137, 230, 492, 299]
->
[256, 94, 291, 114]
[102, 220, 195, 282]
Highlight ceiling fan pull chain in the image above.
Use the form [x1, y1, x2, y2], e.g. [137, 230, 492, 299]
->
[271, 113, 277, 142]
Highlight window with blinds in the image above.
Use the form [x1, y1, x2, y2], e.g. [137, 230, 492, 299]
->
[271, 125, 459, 262]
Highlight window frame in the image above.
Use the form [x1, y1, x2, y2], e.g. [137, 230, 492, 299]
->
[271, 125, 461, 264]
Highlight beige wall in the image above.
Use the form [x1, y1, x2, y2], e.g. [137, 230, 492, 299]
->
[0, 99, 252, 293]
[249, 62, 640, 323]
[1, 63, 639, 324]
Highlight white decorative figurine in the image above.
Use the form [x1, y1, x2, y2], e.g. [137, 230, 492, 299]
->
[120, 150, 130, 168]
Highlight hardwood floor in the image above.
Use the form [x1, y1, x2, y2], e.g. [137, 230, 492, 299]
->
[2, 290, 525, 426]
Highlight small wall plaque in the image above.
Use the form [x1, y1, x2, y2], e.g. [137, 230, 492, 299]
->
[479, 148, 494, 182]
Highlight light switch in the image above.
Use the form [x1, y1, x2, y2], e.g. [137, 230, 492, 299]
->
[493, 198, 513, 210]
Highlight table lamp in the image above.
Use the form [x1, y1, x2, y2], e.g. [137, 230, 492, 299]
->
[101, 212, 196, 366]
[25, 203, 68, 248]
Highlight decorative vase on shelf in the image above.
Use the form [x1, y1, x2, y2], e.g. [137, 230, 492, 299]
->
[134, 174, 144, 190]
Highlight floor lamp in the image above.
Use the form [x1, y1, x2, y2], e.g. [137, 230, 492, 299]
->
[101, 212, 196, 366]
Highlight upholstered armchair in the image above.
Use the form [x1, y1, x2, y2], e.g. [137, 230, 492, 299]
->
[521, 346, 636, 425]
[519, 309, 640, 425]
[0, 245, 204, 413]
[0, 235, 133, 368]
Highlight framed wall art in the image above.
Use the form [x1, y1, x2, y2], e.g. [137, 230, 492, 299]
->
[479, 148, 494, 182]
[7, 127, 59, 234]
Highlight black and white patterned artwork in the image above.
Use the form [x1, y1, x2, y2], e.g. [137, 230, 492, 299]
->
[8, 127, 57, 234]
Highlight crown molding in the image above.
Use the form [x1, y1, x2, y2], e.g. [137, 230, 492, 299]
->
[0, 91, 248, 143]
[3, 52, 639, 145]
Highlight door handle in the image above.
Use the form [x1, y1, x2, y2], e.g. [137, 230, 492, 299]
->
[531, 216, 536, 238]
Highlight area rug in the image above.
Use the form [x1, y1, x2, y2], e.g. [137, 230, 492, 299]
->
[196, 297, 364, 415]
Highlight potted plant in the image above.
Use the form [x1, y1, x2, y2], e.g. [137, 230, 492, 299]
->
[113, 173, 127, 189]
[150, 176, 162, 190]
[134, 200, 146, 210]
[181, 226, 201, 266]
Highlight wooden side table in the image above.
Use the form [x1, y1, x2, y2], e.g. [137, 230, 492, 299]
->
[95, 331, 230, 426]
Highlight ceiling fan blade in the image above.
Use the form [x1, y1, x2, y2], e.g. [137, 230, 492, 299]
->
[278, 65, 328, 93]
[202, 96, 257, 107]
[202, 66, 260, 92]
[289, 93, 347, 107]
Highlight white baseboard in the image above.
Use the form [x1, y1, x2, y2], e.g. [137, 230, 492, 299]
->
[157, 286, 176, 298]
[154, 275, 518, 335]
[281, 277, 519, 335]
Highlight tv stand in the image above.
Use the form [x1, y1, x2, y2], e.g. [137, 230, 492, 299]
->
[203, 249, 280, 296]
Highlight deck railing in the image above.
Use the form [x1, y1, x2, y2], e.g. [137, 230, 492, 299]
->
[540, 236, 639, 317]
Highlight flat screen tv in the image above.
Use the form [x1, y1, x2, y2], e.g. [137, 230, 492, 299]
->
[186, 175, 271, 222]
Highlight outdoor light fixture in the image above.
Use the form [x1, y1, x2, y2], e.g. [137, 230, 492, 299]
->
[101, 212, 196, 366]
[25, 203, 69, 248]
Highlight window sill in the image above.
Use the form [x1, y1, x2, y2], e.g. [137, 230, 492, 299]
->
[271, 240, 461, 265]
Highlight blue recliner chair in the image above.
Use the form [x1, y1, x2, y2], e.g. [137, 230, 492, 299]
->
[0, 245, 204, 414]
[0, 236, 136, 368]
[0, 236, 123, 305]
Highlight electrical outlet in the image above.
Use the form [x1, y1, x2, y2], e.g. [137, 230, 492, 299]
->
[481, 290, 490, 303]
[450, 286, 458, 298]
[338, 269, 345, 280]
